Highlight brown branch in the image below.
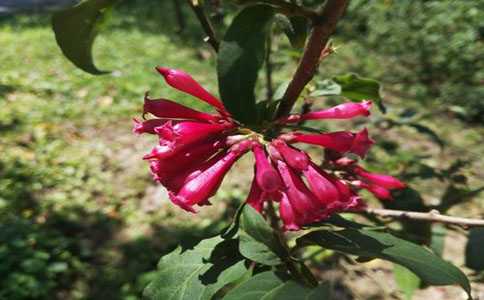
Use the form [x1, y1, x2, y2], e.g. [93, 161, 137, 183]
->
[355, 208, 484, 229]
[275, 0, 350, 118]
[187, 0, 219, 52]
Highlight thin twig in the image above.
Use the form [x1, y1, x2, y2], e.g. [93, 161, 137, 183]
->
[354, 208, 484, 229]
[253, 0, 318, 20]
[187, 0, 219, 52]
[275, 0, 350, 118]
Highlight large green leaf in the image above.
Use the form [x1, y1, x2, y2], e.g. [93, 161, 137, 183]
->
[143, 236, 248, 300]
[332, 73, 386, 113]
[465, 228, 484, 271]
[297, 229, 471, 296]
[237, 205, 288, 265]
[393, 264, 420, 300]
[217, 4, 275, 124]
[222, 271, 331, 300]
[52, 0, 120, 74]
[274, 14, 308, 49]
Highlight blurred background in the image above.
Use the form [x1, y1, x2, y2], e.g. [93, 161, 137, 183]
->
[0, 0, 482, 299]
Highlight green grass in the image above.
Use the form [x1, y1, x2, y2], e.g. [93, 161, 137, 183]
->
[0, 13, 232, 300]
[1, 6, 483, 300]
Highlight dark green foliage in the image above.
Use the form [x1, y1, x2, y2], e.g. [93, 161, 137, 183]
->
[222, 271, 331, 300]
[236, 205, 288, 266]
[52, 0, 121, 74]
[466, 228, 484, 271]
[0, 220, 84, 299]
[297, 229, 472, 296]
[313, 73, 385, 112]
[143, 236, 248, 300]
[340, 0, 484, 122]
[275, 14, 308, 49]
[217, 4, 275, 124]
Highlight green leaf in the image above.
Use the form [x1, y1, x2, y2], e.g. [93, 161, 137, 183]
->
[297, 229, 471, 296]
[308, 214, 373, 229]
[52, 0, 120, 75]
[143, 236, 248, 300]
[313, 79, 342, 97]
[222, 271, 331, 300]
[273, 81, 290, 100]
[332, 73, 386, 113]
[274, 14, 308, 49]
[237, 205, 288, 265]
[465, 228, 484, 271]
[394, 264, 421, 300]
[217, 4, 275, 124]
[306, 281, 331, 300]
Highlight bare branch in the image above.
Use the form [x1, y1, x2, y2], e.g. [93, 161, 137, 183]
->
[276, 0, 350, 118]
[187, 0, 219, 52]
[354, 208, 484, 229]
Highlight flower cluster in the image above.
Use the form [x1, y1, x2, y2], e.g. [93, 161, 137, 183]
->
[135, 68, 405, 230]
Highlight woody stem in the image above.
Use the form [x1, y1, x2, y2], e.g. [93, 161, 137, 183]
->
[275, 0, 350, 118]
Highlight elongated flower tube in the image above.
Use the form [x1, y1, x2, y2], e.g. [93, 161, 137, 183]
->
[149, 140, 223, 182]
[133, 118, 169, 135]
[351, 180, 393, 201]
[302, 162, 343, 206]
[272, 140, 309, 171]
[278, 100, 372, 124]
[290, 128, 375, 158]
[162, 150, 226, 194]
[143, 92, 219, 122]
[354, 167, 406, 189]
[252, 144, 285, 199]
[246, 179, 265, 212]
[156, 120, 233, 153]
[136, 67, 405, 229]
[276, 160, 321, 224]
[279, 193, 301, 231]
[169, 143, 249, 212]
[156, 67, 228, 114]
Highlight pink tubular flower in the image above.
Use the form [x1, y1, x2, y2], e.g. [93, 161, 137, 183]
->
[354, 167, 406, 189]
[169, 145, 248, 213]
[278, 100, 372, 124]
[156, 67, 228, 115]
[156, 120, 232, 151]
[136, 67, 405, 229]
[279, 193, 301, 231]
[352, 180, 393, 201]
[302, 162, 345, 206]
[291, 128, 375, 158]
[133, 118, 168, 135]
[143, 92, 219, 122]
[149, 140, 223, 182]
[272, 140, 309, 171]
[246, 179, 265, 212]
[252, 144, 285, 199]
[323, 150, 405, 202]
[276, 160, 321, 224]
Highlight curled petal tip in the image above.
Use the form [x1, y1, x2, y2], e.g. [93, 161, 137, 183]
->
[169, 193, 199, 213]
[155, 67, 170, 77]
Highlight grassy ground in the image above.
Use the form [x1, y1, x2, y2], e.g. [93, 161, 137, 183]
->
[1, 4, 482, 300]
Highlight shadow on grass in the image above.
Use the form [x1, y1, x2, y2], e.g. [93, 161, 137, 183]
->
[0, 166, 232, 299]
